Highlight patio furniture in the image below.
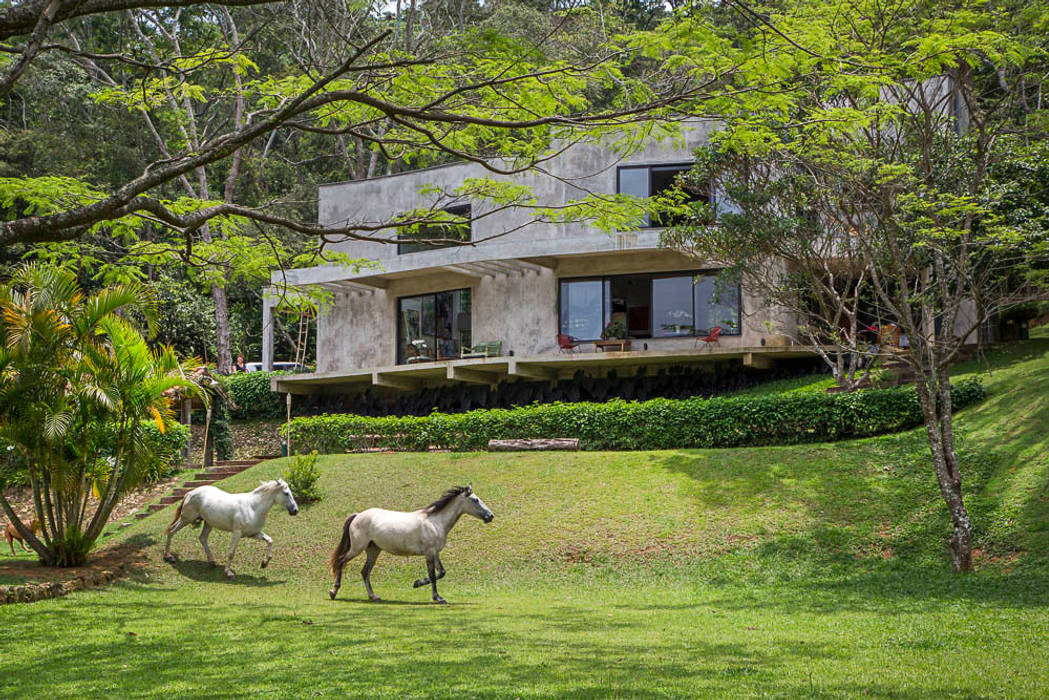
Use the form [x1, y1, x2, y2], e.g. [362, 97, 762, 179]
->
[557, 333, 582, 353]
[595, 339, 632, 352]
[461, 340, 502, 359]
[695, 326, 722, 349]
[405, 339, 434, 363]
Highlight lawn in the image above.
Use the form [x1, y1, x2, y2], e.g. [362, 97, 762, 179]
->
[1, 341, 1048, 698]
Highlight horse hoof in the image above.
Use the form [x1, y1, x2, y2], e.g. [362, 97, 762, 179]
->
[164, 554, 177, 563]
[328, 589, 337, 600]
[412, 580, 426, 588]
[368, 596, 382, 603]
[225, 570, 235, 579]
[433, 597, 448, 605]
[260, 560, 268, 569]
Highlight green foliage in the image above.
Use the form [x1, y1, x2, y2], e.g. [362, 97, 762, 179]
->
[210, 395, 235, 462]
[223, 371, 289, 419]
[136, 422, 189, 482]
[282, 450, 321, 503]
[288, 379, 985, 453]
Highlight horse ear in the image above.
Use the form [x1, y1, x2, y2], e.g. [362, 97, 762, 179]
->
[466, 483, 472, 494]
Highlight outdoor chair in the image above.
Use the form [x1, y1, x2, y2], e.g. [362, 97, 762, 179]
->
[461, 340, 502, 359]
[695, 326, 722, 349]
[557, 333, 582, 353]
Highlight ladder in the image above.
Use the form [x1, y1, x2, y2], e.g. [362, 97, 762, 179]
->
[294, 308, 312, 367]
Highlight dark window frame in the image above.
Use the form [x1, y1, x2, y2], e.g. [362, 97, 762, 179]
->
[616, 162, 711, 229]
[558, 270, 741, 342]
[396, 204, 472, 255]
[396, 287, 472, 364]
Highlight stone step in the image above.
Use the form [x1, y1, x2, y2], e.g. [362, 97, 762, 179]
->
[135, 511, 151, 519]
[202, 467, 247, 477]
[148, 503, 168, 513]
[217, 460, 261, 466]
[172, 487, 192, 497]
[183, 480, 217, 488]
[194, 471, 235, 480]
[159, 495, 182, 505]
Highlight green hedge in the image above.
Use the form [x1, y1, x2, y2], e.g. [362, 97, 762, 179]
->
[137, 421, 191, 481]
[223, 371, 288, 419]
[286, 379, 985, 453]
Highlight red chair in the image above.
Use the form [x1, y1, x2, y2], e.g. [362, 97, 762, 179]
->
[557, 333, 581, 353]
[696, 326, 722, 349]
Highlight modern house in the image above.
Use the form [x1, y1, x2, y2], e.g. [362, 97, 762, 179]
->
[264, 122, 815, 398]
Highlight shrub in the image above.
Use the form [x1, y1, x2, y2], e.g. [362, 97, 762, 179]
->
[139, 421, 191, 482]
[223, 371, 288, 419]
[283, 450, 321, 503]
[287, 378, 986, 453]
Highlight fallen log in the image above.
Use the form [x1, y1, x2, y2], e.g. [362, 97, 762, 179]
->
[487, 438, 580, 451]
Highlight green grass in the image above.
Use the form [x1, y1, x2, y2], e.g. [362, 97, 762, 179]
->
[2, 341, 1049, 698]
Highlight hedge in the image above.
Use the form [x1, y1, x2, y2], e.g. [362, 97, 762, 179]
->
[286, 378, 986, 453]
[223, 371, 288, 419]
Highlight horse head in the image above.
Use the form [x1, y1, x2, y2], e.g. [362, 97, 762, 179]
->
[462, 484, 494, 524]
[268, 479, 299, 516]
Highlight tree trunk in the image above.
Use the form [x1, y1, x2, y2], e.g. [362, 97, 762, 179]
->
[914, 374, 974, 572]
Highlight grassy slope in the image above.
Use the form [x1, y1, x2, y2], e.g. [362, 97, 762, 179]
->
[1, 341, 1048, 698]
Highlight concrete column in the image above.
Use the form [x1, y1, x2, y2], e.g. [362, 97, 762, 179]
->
[262, 289, 274, 371]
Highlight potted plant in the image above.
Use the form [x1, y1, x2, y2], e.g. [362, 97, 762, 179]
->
[601, 319, 627, 340]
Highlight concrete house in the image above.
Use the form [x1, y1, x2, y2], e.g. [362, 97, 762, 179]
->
[265, 123, 812, 397]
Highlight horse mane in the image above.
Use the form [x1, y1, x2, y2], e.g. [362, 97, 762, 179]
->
[422, 486, 469, 515]
[252, 480, 283, 494]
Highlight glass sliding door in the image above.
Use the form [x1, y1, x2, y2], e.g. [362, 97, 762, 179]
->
[652, 275, 695, 337]
[559, 279, 608, 340]
[694, 274, 740, 335]
[398, 288, 471, 364]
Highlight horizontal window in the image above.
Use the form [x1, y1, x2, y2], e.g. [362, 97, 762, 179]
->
[559, 271, 740, 342]
[396, 204, 471, 255]
[617, 163, 710, 228]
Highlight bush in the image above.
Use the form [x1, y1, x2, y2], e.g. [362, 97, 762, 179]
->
[283, 450, 321, 503]
[223, 371, 289, 419]
[287, 378, 986, 453]
[139, 421, 191, 481]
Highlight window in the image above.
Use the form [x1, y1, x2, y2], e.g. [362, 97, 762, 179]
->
[396, 204, 471, 255]
[397, 288, 471, 364]
[617, 163, 710, 228]
[558, 271, 740, 341]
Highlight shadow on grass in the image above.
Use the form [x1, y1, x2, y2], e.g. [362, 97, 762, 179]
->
[1, 594, 1024, 699]
[166, 559, 286, 586]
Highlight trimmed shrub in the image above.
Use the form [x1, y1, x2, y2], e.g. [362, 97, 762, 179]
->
[283, 450, 321, 503]
[224, 371, 288, 419]
[287, 378, 986, 453]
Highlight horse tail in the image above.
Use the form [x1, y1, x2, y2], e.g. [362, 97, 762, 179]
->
[165, 498, 185, 535]
[329, 513, 357, 575]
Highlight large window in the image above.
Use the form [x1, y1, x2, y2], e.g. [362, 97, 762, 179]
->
[617, 163, 710, 228]
[559, 272, 739, 341]
[397, 204, 471, 255]
[397, 288, 472, 364]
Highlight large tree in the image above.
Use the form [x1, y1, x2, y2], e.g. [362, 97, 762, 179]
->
[667, 0, 1049, 571]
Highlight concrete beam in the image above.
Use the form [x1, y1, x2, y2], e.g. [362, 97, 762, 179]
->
[509, 360, 557, 381]
[443, 264, 489, 278]
[372, 372, 421, 391]
[506, 259, 547, 275]
[447, 366, 500, 386]
[743, 352, 775, 370]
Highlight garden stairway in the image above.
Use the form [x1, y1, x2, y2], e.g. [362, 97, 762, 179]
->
[133, 460, 262, 520]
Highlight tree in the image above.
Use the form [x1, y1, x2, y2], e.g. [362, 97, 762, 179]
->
[666, 0, 1049, 571]
[0, 264, 205, 565]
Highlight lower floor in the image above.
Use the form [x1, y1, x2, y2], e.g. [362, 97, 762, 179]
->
[270, 249, 798, 392]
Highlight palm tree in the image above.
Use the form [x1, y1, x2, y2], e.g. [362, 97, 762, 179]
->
[0, 264, 205, 566]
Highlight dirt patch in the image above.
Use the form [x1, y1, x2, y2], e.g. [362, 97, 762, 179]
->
[0, 535, 154, 585]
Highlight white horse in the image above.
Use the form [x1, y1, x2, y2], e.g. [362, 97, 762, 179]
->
[328, 484, 494, 604]
[163, 479, 299, 578]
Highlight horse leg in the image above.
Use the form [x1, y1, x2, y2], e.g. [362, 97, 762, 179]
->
[224, 529, 242, 579]
[7, 532, 16, 556]
[254, 531, 273, 568]
[413, 554, 447, 589]
[426, 555, 447, 604]
[198, 522, 215, 566]
[163, 519, 189, 563]
[361, 543, 382, 602]
[329, 541, 366, 600]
